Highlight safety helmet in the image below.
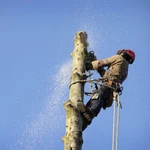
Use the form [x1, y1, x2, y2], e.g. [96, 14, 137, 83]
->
[117, 49, 135, 64]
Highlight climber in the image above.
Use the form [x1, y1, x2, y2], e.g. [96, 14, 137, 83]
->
[77, 49, 135, 130]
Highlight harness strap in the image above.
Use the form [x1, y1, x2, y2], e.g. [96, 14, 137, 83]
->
[101, 79, 123, 95]
[69, 77, 107, 89]
[69, 76, 123, 96]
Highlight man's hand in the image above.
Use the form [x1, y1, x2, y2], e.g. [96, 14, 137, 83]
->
[86, 51, 97, 71]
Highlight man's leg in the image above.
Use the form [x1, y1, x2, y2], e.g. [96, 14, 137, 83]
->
[77, 95, 103, 131]
[87, 96, 104, 116]
[77, 85, 109, 130]
[77, 101, 96, 131]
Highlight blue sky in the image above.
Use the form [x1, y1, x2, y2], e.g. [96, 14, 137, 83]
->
[0, 0, 150, 150]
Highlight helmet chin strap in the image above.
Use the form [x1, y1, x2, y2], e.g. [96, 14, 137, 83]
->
[120, 51, 133, 64]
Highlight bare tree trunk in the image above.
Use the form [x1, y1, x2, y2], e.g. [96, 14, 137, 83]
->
[62, 31, 88, 150]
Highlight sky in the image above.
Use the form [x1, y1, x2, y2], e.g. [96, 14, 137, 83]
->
[0, 0, 150, 149]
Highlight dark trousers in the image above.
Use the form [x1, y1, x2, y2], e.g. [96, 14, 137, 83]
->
[86, 85, 112, 116]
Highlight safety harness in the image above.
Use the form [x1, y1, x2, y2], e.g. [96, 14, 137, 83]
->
[100, 76, 123, 95]
[69, 76, 123, 96]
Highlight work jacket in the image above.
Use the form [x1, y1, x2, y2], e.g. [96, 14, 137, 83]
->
[91, 54, 129, 107]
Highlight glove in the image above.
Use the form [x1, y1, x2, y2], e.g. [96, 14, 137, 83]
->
[86, 60, 100, 71]
[86, 61, 93, 71]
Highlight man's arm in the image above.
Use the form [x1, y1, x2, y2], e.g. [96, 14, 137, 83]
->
[91, 55, 118, 69]
[86, 55, 118, 75]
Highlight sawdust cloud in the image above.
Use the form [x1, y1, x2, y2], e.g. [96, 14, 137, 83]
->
[12, 59, 72, 150]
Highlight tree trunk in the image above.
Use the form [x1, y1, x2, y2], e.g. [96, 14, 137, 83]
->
[62, 31, 89, 150]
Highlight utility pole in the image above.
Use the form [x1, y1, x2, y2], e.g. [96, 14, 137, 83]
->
[62, 31, 89, 150]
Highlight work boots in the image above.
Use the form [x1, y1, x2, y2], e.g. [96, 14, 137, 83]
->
[77, 102, 95, 130]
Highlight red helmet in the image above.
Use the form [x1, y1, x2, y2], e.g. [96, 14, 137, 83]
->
[117, 49, 135, 64]
[126, 50, 135, 64]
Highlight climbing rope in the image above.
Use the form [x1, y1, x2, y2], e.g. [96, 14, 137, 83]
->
[112, 92, 121, 150]
[116, 94, 121, 150]
[112, 92, 116, 150]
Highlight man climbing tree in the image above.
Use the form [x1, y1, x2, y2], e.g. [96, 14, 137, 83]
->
[77, 49, 135, 130]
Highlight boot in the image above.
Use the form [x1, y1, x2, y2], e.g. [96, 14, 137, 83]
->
[77, 102, 95, 130]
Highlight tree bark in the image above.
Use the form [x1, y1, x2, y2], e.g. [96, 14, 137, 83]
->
[62, 31, 89, 150]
